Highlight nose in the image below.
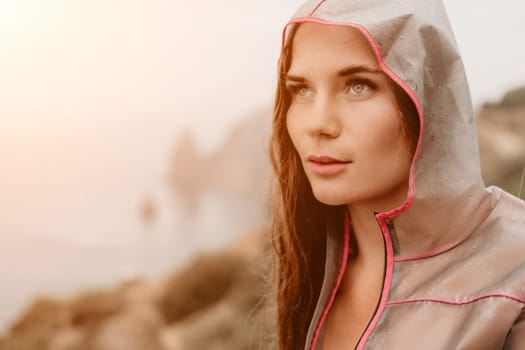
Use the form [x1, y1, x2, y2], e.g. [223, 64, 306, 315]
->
[306, 94, 341, 139]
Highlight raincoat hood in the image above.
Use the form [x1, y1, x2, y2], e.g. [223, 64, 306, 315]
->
[280, 1, 525, 349]
[283, 0, 491, 258]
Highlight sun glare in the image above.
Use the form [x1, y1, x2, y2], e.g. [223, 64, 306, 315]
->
[0, 1, 21, 32]
[0, 0, 44, 50]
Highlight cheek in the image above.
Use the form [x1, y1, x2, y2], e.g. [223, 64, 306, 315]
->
[373, 121, 412, 176]
[286, 111, 302, 150]
[348, 104, 402, 150]
[351, 104, 411, 171]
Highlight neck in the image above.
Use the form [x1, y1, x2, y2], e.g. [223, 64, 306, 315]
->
[347, 205, 384, 261]
[346, 182, 409, 259]
[338, 204, 387, 298]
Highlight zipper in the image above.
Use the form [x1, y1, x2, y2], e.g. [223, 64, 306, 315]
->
[308, 214, 393, 350]
[353, 215, 389, 349]
[354, 215, 395, 349]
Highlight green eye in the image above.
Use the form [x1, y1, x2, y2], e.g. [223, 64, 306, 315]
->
[288, 85, 313, 97]
[346, 79, 375, 96]
[297, 87, 309, 96]
[352, 82, 366, 93]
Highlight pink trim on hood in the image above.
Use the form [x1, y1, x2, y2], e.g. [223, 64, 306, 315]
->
[282, 16, 425, 349]
[284, 16, 424, 220]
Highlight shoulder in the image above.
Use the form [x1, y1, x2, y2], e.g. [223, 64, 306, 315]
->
[483, 186, 525, 237]
[466, 186, 525, 298]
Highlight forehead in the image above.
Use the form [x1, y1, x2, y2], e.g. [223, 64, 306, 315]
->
[288, 22, 379, 74]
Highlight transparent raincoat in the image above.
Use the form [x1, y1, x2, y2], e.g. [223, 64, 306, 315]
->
[280, 1, 525, 349]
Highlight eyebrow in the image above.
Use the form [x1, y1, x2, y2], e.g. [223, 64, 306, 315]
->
[285, 65, 383, 82]
[338, 65, 383, 76]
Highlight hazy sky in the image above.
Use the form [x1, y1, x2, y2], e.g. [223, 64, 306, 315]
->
[0, 0, 524, 332]
[1, 1, 524, 149]
[0, 0, 524, 241]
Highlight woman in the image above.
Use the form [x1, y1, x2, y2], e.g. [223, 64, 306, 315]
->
[269, 1, 525, 349]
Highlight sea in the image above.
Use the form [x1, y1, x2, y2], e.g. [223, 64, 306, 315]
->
[0, 187, 266, 333]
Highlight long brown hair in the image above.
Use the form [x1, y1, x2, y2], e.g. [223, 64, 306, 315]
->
[268, 23, 420, 350]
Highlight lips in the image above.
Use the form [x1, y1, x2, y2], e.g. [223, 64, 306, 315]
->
[307, 155, 352, 175]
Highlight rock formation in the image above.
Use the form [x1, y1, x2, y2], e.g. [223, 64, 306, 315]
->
[0, 227, 273, 350]
[478, 86, 525, 195]
[2, 86, 524, 349]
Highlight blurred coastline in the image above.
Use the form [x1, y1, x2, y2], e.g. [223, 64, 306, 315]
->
[1, 2, 524, 348]
[0, 86, 524, 349]
[0, 107, 272, 333]
[0, 189, 266, 332]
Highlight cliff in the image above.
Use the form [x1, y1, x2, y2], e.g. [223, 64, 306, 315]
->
[2, 87, 524, 350]
[478, 86, 525, 195]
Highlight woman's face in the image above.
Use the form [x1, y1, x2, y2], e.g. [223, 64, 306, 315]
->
[285, 23, 412, 210]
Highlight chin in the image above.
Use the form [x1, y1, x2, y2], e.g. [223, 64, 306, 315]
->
[311, 183, 408, 210]
[311, 187, 354, 206]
